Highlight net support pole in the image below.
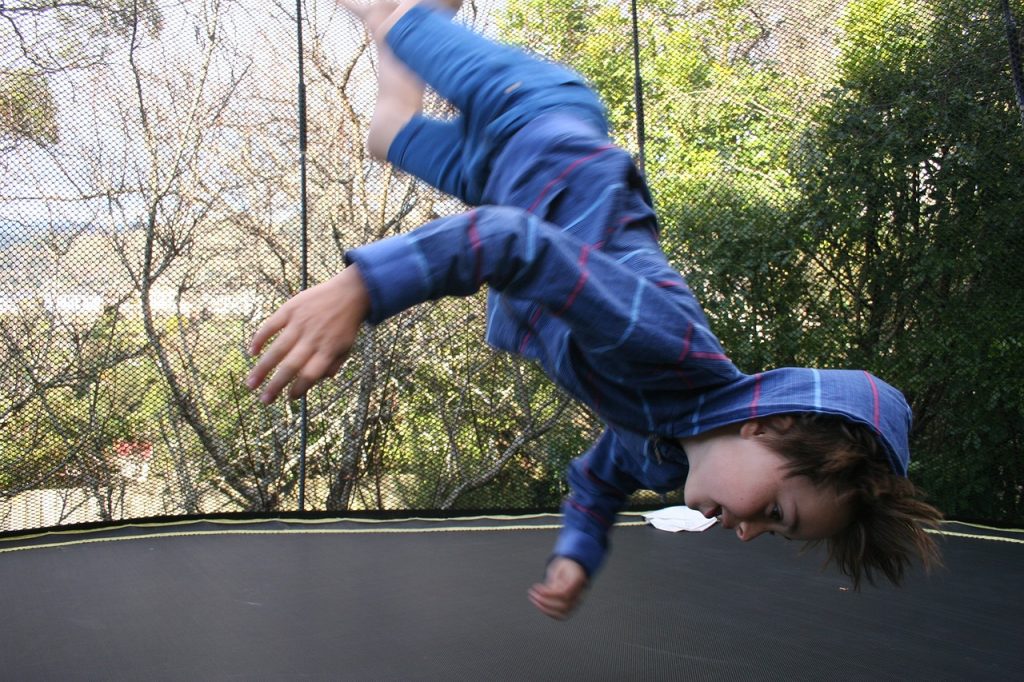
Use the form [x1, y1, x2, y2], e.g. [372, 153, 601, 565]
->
[630, 0, 648, 174]
[295, 0, 310, 511]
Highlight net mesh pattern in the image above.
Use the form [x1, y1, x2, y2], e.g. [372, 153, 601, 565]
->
[1, 0, 1021, 531]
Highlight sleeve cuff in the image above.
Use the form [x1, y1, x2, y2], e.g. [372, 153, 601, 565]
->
[552, 526, 606, 578]
[344, 236, 432, 324]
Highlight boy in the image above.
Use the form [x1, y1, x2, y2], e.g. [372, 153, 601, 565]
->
[246, 0, 941, 620]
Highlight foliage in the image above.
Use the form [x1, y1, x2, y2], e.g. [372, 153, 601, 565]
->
[0, 70, 58, 145]
[0, 0, 163, 148]
[499, 0, 810, 371]
[496, 0, 1023, 523]
[0, 308, 157, 511]
[792, 0, 1024, 521]
[384, 297, 592, 510]
[1, 0, 1021, 529]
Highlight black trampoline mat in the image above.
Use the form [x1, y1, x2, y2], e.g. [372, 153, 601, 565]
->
[1, 515, 1021, 681]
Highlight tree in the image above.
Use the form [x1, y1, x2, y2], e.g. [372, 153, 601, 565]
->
[292, 3, 584, 512]
[498, 0, 811, 370]
[0, 0, 167, 524]
[0, 0, 162, 147]
[791, 0, 1024, 521]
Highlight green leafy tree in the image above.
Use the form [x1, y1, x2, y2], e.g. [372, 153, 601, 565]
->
[385, 298, 587, 510]
[498, 0, 1023, 524]
[0, 306, 158, 522]
[791, 0, 1024, 521]
[498, 0, 810, 372]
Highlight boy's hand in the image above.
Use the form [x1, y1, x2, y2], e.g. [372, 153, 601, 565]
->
[246, 266, 370, 403]
[528, 556, 588, 620]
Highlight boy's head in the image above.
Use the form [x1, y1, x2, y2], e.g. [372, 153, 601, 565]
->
[759, 412, 942, 588]
[683, 413, 941, 589]
[682, 419, 855, 543]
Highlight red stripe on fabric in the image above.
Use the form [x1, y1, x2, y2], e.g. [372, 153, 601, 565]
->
[750, 373, 763, 418]
[555, 245, 592, 315]
[517, 306, 545, 355]
[690, 351, 731, 361]
[526, 145, 616, 214]
[655, 280, 683, 288]
[569, 499, 612, 528]
[467, 210, 483, 287]
[677, 324, 694, 363]
[600, 214, 633, 245]
[863, 370, 881, 428]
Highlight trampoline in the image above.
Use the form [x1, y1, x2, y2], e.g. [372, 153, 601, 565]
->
[1, 515, 1021, 681]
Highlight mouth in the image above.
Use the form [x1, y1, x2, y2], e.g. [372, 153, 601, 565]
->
[702, 505, 722, 520]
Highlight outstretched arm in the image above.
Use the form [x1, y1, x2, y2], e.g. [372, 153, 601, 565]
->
[529, 428, 645, 620]
[247, 203, 725, 402]
[347, 205, 723, 367]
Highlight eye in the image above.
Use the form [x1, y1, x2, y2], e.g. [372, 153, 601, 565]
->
[770, 504, 783, 522]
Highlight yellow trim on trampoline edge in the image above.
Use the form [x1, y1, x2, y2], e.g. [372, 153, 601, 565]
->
[924, 528, 1024, 543]
[0, 512, 566, 545]
[938, 520, 1024, 533]
[2, 512, 1021, 555]
[0, 520, 649, 554]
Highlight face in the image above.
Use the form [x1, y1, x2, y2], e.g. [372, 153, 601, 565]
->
[682, 422, 851, 542]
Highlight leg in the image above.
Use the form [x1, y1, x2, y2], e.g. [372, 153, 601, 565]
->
[366, 46, 424, 160]
[382, 3, 607, 203]
[338, 1, 462, 160]
[386, 115, 471, 199]
[342, 0, 607, 204]
[381, 4, 607, 141]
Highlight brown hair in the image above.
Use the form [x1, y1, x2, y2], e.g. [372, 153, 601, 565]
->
[760, 413, 943, 589]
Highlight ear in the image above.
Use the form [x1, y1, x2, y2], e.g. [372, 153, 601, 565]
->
[766, 414, 795, 434]
[739, 420, 766, 439]
[739, 415, 794, 439]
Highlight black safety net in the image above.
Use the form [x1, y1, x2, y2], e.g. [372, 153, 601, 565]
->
[1, 0, 1021, 532]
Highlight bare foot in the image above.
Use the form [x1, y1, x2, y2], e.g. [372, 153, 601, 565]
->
[338, 0, 464, 161]
[337, 1, 462, 37]
[336, 1, 399, 35]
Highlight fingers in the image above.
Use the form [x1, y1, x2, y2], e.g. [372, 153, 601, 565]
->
[528, 582, 579, 620]
[257, 344, 308, 404]
[248, 308, 288, 357]
[287, 348, 350, 401]
[248, 333, 350, 404]
[247, 324, 305, 404]
[528, 557, 588, 620]
[246, 268, 369, 404]
[246, 312, 296, 396]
